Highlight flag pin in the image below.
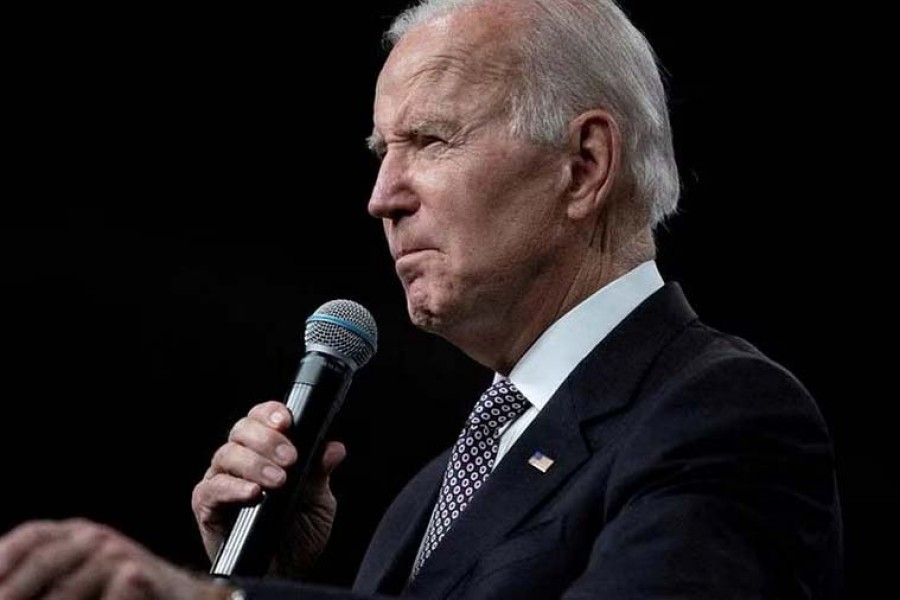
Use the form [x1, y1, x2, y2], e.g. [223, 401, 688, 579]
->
[528, 451, 554, 473]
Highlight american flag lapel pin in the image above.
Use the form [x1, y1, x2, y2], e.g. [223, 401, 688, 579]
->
[528, 451, 555, 473]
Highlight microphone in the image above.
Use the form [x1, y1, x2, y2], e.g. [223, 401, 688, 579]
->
[210, 299, 378, 578]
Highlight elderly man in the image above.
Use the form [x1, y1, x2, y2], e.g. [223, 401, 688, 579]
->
[0, 1, 842, 598]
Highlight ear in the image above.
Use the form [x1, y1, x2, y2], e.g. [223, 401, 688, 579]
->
[564, 109, 621, 221]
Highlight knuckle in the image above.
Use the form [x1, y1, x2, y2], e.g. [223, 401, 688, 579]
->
[191, 482, 207, 510]
[228, 417, 249, 440]
[66, 517, 97, 531]
[96, 534, 127, 562]
[15, 519, 54, 538]
[260, 399, 284, 413]
[193, 475, 224, 505]
[65, 518, 115, 545]
[28, 545, 58, 572]
[247, 401, 272, 419]
[89, 526, 117, 550]
[110, 559, 151, 594]
[211, 443, 232, 469]
[252, 401, 289, 425]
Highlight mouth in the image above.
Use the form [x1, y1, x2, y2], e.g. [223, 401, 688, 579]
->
[393, 248, 438, 282]
[394, 247, 434, 261]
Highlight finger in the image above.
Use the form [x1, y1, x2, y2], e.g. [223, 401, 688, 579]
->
[210, 442, 287, 488]
[0, 520, 60, 580]
[43, 560, 107, 600]
[0, 521, 95, 599]
[192, 473, 263, 518]
[48, 523, 145, 600]
[103, 553, 216, 600]
[36, 520, 121, 600]
[101, 559, 153, 600]
[246, 401, 294, 432]
[228, 417, 297, 468]
[304, 442, 347, 497]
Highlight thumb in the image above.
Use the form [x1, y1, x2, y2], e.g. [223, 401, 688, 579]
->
[321, 441, 347, 477]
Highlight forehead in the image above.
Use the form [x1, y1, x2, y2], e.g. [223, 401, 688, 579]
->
[374, 8, 523, 123]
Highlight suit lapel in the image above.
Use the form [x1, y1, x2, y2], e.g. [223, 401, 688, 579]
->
[406, 390, 589, 599]
[354, 452, 448, 594]
[565, 282, 698, 425]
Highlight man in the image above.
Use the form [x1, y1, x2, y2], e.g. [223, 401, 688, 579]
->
[0, 0, 842, 598]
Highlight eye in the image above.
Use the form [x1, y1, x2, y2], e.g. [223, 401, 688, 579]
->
[418, 134, 445, 148]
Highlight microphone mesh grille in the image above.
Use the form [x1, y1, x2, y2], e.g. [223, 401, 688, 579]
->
[304, 299, 378, 369]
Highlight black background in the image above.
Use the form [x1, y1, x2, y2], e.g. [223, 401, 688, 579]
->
[1, 3, 887, 597]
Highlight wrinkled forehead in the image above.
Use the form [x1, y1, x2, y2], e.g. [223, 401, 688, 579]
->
[378, 6, 524, 100]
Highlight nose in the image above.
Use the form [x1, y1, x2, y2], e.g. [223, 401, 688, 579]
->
[368, 150, 419, 221]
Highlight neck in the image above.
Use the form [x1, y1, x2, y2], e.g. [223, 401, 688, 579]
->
[458, 216, 654, 375]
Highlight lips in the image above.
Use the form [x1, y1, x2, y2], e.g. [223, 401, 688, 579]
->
[396, 248, 426, 260]
[393, 245, 435, 261]
[393, 248, 439, 283]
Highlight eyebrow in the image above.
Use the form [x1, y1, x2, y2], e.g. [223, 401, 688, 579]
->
[366, 117, 459, 157]
[366, 131, 384, 157]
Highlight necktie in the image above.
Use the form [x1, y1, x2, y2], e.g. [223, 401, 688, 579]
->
[411, 379, 531, 577]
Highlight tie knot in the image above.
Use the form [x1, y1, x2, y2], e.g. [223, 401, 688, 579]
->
[467, 380, 531, 430]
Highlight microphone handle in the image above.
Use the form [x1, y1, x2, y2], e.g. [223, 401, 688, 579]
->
[210, 352, 353, 578]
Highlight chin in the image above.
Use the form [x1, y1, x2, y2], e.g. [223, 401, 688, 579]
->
[406, 296, 444, 333]
[404, 285, 453, 335]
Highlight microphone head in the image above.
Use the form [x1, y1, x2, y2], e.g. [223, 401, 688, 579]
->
[304, 299, 378, 370]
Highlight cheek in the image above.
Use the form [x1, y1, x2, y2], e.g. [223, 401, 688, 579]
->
[440, 213, 494, 269]
[422, 150, 560, 270]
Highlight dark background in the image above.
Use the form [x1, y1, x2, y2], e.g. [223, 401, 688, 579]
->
[1, 3, 886, 598]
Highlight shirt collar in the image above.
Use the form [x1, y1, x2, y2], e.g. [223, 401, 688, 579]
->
[496, 260, 664, 411]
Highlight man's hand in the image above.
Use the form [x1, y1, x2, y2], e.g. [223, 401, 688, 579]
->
[191, 400, 346, 575]
[0, 519, 229, 599]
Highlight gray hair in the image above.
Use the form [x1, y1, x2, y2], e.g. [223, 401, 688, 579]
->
[386, 0, 679, 227]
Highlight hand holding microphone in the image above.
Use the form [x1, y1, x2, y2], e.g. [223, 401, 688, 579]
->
[0, 300, 377, 598]
[191, 299, 377, 578]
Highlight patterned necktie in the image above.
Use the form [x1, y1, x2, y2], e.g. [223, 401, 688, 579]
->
[411, 379, 531, 577]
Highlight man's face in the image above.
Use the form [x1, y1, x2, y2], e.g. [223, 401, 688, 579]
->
[368, 10, 571, 344]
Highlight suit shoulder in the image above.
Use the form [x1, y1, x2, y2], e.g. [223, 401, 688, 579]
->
[647, 319, 817, 412]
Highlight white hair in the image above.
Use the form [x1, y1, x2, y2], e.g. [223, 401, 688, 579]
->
[386, 0, 680, 227]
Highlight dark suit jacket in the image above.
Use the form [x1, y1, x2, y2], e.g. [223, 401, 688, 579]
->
[242, 283, 842, 599]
